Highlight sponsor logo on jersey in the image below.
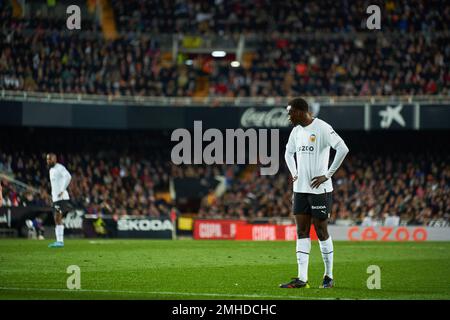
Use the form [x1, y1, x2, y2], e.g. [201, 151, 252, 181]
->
[311, 205, 326, 209]
[298, 145, 314, 152]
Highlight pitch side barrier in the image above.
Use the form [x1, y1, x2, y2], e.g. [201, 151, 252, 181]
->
[0, 207, 175, 239]
[193, 219, 450, 241]
[2, 208, 449, 241]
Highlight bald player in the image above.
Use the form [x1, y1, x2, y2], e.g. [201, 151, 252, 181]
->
[46, 153, 72, 248]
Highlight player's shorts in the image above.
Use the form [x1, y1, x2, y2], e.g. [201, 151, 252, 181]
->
[52, 200, 73, 215]
[292, 192, 332, 220]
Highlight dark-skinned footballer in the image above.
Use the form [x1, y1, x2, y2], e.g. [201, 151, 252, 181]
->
[280, 98, 349, 289]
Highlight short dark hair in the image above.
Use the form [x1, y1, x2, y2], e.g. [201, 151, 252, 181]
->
[288, 98, 309, 112]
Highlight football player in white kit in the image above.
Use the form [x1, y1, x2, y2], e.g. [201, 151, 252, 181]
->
[47, 153, 72, 248]
[280, 98, 349, 289]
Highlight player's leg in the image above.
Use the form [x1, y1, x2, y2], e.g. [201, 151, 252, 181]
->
[55, 210, 65, 244]
[295, 213, 312, 284]
[49, 202, 65, 248]
[311, 192, 334, 288]
[280, 193, 311, 288]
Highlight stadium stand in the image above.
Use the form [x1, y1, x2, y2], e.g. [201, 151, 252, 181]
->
[110, 0, 450, 33]
[1, 1, 449, 96]
[0, 0, 448, 227]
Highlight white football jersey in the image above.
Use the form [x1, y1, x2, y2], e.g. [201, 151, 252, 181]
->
[286, 118, 344, 194]
[49, 163, 72, 202]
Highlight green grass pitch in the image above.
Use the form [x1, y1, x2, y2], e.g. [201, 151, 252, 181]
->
[0, 239, 449, 300]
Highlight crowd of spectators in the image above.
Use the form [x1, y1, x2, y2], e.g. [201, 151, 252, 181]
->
[1, 1, 449, 97]
[0, 129, 177, 218]
[112, 0, 450, 34]
[198, 152, 450, 226]
[209, 34, 449, 97]
[0, 31, 170, 96]
[0, 151, 174, 218]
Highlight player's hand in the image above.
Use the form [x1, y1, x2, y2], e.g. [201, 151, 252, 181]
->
[311, 175, 328, 188]
[292, 175, 298, 183]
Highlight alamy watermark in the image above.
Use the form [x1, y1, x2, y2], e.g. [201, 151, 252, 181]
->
[66, 265, 81, 290]
[366, 5, 381, 30]
[366, 265, 381, 289]
[171, 121, 279, 175]
[66, 5, 81, 30]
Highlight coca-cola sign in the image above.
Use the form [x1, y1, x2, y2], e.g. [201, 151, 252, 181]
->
[240, 108, 290, 128]
[240, 105, 320, 128]
[240, 102, 320, 128]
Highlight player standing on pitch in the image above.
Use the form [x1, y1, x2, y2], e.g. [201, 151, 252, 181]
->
[280, 98, 349, 289]
[46, 153, 72, 248]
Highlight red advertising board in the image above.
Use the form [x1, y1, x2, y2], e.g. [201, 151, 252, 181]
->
[193, 220, 317, 240]
[193, 219, 247, 240]
[235, 224, 318, 241]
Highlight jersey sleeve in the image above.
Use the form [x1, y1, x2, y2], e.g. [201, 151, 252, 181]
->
[59, 165, 72, 192]
[324, 124, 343, 149]
[323, 124, 349, 179]
[284, 128, 298, 178]
[286, 127, 296, 153]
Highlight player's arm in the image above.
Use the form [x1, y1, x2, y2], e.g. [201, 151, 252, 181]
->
[325, 139, 349, 178]
[57, 166, 72, 197]
[0, 184, 3, 207]
[285, 128, 298, 182]
[311, 127, 349, 188]
[61, 166, 72, 190]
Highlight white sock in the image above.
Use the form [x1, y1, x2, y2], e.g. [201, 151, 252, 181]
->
[319, 236, 334, 279]
[55, 225, 64, 243]
[296, 238, 311, 282]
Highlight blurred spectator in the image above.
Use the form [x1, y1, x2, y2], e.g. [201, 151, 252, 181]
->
[384, 213, 400, 227]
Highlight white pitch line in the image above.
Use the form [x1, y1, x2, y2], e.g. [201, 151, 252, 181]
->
[0, 287, 350, 300]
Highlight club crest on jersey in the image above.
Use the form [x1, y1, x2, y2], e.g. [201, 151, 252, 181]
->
[309, 134, 316, 142]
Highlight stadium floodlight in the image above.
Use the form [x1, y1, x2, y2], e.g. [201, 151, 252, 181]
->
[230, 61, 240, 67]
[211, 51, 226, 58]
